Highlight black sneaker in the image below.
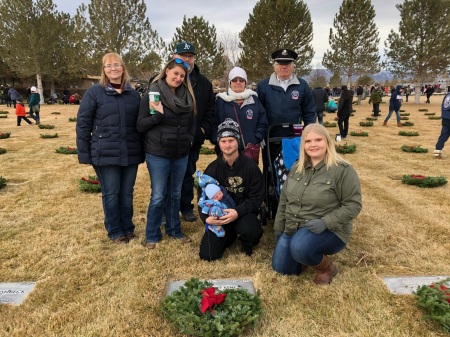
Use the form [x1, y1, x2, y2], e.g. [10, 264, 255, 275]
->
[241, 246, 253, 256]
[182, 212, 197, 222]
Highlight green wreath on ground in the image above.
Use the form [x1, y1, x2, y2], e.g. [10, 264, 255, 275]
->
[401, 145, 428, 153]
[200, 146, 216, 155]
[400, 113, 410, 116]
[0, 115, 7, 118]
[324, 121, 336, 127]
[0, 132, 11, 139]
[79, 176, 101, 193]
[162, 278, 262, 337]
[51, 112, 61, 115]
[399, 131, 419, 136]
[402, 175, 447, 188]
[418, 108, 428, 112]
[359, 121, 373, 127]
[365, 117, 377, 121]
[401, 121, 414, 126]
[400, 116, 409, 120]
[424, 112, 435, 116]
[0, 147, 6, 155]
[55, 146, 78, 154]
[0, 111, 9, 114]
[68, 117, 77, 122]
[0, 176, 6, 189]
[335, 143, 356, 154]
[40, 133, 59, 139]
[415, 278, 450, 333]
[428, 116, 442, 120]
[38, 124, 55, 129]
[350, 131, 368, 137]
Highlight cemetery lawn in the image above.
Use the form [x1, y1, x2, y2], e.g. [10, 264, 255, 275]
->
[0, 95, 449, 337]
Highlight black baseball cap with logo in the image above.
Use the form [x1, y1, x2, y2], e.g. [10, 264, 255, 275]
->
[174, 42, 196, 55]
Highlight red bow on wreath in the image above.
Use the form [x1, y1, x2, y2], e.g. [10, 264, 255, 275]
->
[81, 177, 100, 184]
[411, 175, 426, 179]
[200, 287, 226, 314]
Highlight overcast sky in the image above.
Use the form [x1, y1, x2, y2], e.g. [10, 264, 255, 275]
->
[54, 0, 402, 66]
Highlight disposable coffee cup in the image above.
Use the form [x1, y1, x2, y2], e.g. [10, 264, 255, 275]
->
[149, 91, 160, 114]
[335, 134, 341, 142]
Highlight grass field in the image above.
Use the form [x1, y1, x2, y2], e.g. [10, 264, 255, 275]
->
[0, 94, 449, 337]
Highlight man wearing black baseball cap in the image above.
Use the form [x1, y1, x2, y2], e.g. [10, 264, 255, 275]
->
[169, 41, 215, 222]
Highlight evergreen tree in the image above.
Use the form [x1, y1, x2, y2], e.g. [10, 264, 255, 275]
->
[0, 0, 79, 102]
[170, 16, 226, 80]
[357, 75, 373, 87]
[239, 0, 313, 81]
[384, 0, 450, 102]
[322, 0, 380, 86]
[329, 72, 342, 89]
[81, 0, 166, 76]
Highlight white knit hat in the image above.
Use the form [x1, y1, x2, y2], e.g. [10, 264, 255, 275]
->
[228, 67, 247, 82]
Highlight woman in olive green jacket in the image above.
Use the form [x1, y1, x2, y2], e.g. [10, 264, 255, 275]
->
[272, 123, 362, 285]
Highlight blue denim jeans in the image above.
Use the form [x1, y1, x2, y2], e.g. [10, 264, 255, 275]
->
[93, 165, 138, 240]
[436, 121, 450, 151]
[384, 107, 400, 123]
[272, 227, 346, 275]
[145, 153, 188, 243]
[179, 147, 200, 214]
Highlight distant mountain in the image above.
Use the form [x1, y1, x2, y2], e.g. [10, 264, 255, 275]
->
[304, 69, 395, 84]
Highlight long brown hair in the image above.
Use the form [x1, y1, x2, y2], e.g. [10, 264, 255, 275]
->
[151, 58, 197, 114]
[99, 53, 130, 89]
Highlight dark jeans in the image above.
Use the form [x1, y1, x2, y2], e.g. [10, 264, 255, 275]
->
[272, 227, 346, 275]
[315, 109, 324, 124]
[199, 213, 263, 261]
[17, 116, 33, 125]
[93, 165, 138, 240]
[179, 147, 200, 214]
[436, 121, 450, 151]
[29, 107, 40, 123]
[338, 113, 350, 138]
[372, 104, 380, 116]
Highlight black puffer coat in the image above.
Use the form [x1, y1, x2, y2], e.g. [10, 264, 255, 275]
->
[76, 83, 144, 166]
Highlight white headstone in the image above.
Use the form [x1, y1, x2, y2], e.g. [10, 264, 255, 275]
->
[0, 282, 36, 305]
[382, 276, 450, 295]
[166, 279, 255, 297]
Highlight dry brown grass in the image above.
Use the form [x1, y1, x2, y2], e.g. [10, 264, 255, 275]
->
[0, 96, 449, 337]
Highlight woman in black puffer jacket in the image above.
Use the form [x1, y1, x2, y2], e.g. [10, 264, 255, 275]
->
[137, 58, 196, 250]
[76, 52, 144, 245]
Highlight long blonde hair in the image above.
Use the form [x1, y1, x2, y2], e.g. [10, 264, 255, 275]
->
[99, 53, 130, 89]
[151, 58, 197, 114]
[295, 123, 349, 174]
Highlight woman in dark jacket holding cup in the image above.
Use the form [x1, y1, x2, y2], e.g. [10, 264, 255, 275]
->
[137, 58, 196, 250]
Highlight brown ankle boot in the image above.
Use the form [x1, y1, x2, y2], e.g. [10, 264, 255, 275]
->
[397, 122, 402, 127]
[383, 121, 387, 126]
[312, 255, 338, 285]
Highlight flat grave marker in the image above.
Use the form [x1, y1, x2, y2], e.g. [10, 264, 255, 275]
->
[382, 276, 449, 295]
[0, 282, 36, 305]
[166, 279, 255, 297]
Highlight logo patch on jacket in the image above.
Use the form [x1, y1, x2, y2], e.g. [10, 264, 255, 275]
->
[246, 109, 254, 119]
[291, 91, 299, 100]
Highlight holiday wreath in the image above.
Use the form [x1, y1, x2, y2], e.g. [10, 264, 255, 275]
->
[401, 145, 428, 153]
[402, 175, 447, 188]
[51, 112, 61, 115]
[415, 278, 450, 333]
[359, 121, 373, 127]
[0, 132, 11, 139]
[428, 116, 442, 120]
[324, 121, 336, 128]
[38, 124, 55, 129]
[335, 143, 356, 154]
[399, 131, 419, 137]
[55, 146, 78, 154]
[68, 117, 77, 122]
[0, 115, 7, 119]
[79, 176, 101, 193]
[350, 131, 368, 137]
[0, 147, 7, 155]
[40, 133, 59, 139]
[401, 121, 414, 126]
[0, 111, 8, 114]
[400, 112, 410, 116]
[162, 278, 262, 337]
[424, 112, 435, 116]
[365, 117, 377, 121]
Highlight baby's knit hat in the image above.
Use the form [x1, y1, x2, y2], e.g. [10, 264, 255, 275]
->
[205, 184, 221, 199]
